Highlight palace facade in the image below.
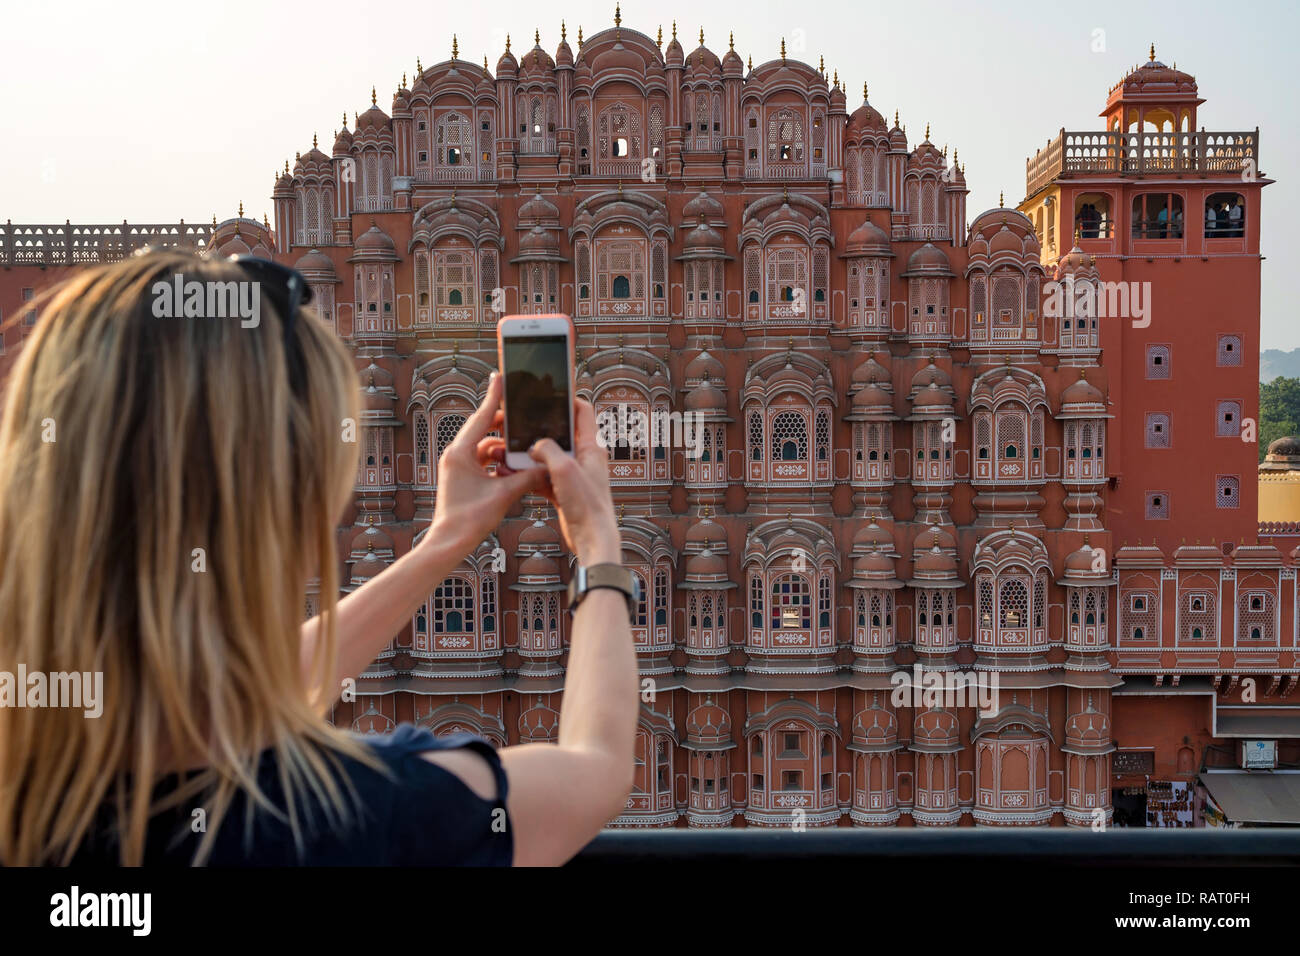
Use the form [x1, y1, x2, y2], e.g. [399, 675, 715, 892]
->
[3, 16, 1295, 827]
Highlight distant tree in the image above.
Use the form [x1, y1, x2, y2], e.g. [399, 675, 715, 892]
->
[1259, 377, 1300, 462]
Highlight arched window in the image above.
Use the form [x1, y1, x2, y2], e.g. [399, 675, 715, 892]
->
[613, 275, 630, 298]
[1205, 192, 1245, 238]
[771, 574, 812, 630]
[771, 411, 808, 462]
[432, 577, 475, 634]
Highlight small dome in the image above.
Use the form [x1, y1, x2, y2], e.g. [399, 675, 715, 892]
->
[684, 348, 725, 384]
[685, 379, 727, 411]
[686, 514, 726, 547]
[989, 225, 1023, 257]
[519, 191, 560, 221]
[1060, 541, 1102, 572]
[721, 44, 744, 77]
[333, 126, 354, 153]
[664, 32, 684, 67]
[356, 100, 390, 130]
[686, 699, 731, 739]
[853, 550, 896, 579]
[1057, 245, 1097, 275]
[910, 360, 951, 393]
[496, 44, 519, 75]
[521, 35, 556, 73]
[853, 381, 893, 409]
[913, 381, 951, 409]
[519, 517, 559, 550]
[685, 218, 726, 252]
[684, 38, 721, 75]
[295, 248, 336, 276]
[848, 93, 887, 134]
[350, 522, 394, 558]
[686, 547, 728, 578]
[844, 218, 891, 257]
[353, 221, 397, 255]
[519, 225, 558, 255]
[903, 242, 952, 275]
[914, 545, 956, 576]
[518, 551, 558, 578]
[851, 356, 890, 387]
[1268, 436, 1300, 458]
[1061, 374, 1105, 406]
[852, 520, 894, 552]
[852, 707, 898, 745]
[683, 190, 724, 221]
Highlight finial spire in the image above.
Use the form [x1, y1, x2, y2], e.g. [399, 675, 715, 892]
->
[312, 132, 318, 148]
[452, 34, 459, 60]
[747, 54, 752, 71]
[614, 4, 621, 28]
[401, 72, 407, 88]
[700, 27, 704, 45]
[672, 21, 677, 40]
[999, 190, 1005, 207]
[863, 81, 868, 100]
[417, 56, 423, 73]
[535, 28, 540, 45]
[656, 24, 662, 45]
[819, 54, 824, 74]
[562, 20, 567, 42]
[371, 86, 376, 106]
[577, 27, 582, 48]
[342, 111, 347, 128]
[780, 37, 786, 63]
[1149, 42, 1156, 61]
[729, 31, 734, 50]
[238, 200, 244, 217]
[925, 122, 930, 140]
[894, 109, 899, 126]
[506, 33, 511, 52]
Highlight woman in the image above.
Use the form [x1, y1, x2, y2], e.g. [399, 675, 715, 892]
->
[0, 250, 634, 866]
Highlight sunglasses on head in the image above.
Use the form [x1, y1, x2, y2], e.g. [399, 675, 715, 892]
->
[227, 255, 315, 389]
[227, 255, 314, 333]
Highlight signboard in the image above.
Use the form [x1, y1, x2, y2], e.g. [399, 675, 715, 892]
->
[1242, 739, 1277, 770]
[1113, 750, 1155, 775]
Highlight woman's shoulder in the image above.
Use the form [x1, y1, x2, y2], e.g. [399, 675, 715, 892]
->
[347, 725, 513, 866]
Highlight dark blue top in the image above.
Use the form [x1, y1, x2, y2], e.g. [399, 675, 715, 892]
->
[70, 724, 513, 866]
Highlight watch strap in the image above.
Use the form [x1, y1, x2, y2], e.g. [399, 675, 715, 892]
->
[568, 562, 638, 617]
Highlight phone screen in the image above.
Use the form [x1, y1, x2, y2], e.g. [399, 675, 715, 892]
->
[503, 334, 572, 453]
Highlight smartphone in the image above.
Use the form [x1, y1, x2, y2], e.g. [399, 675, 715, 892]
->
[497, 314, 576, 470]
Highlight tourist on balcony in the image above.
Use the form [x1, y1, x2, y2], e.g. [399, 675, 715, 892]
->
[1215, 201, 1229, 236]
[1207, 202, 1219, 235]
[0, 250, 634, 866]
[1229, 199, 1244, 238]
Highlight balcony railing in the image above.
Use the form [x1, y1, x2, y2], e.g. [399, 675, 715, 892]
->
[1026, 129, 1259, 198]
[0, 221, 215, 266]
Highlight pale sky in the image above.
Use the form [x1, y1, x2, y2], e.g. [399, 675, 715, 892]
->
[4, 0, 1295, 344]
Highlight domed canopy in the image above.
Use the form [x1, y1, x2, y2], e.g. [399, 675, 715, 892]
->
[900, 242, 953, 277]
[848, 91, 887, 135]
[684, 348, 725, 384]
[852, 520, 894, 554]
[685, 379, 727, 411]
[843, 218, 891, 257]
[519, 191, 560, 221]
[683, 190, 724, 221]
[295, 248, 336, 277]
[1060, 374, 1105, 407]
[349, 221, 398, 261]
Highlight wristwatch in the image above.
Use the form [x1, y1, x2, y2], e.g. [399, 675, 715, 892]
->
[568, 562, 640, 620]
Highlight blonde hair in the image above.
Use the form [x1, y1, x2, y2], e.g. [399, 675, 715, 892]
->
[0, 249, 369, 864]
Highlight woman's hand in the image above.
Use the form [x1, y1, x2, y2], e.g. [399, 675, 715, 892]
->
[528, 398, 620, 566]
[426, 373, 544, 558]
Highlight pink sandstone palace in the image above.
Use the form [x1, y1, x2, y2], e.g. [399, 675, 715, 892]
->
[2, 12, 1293, 827]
